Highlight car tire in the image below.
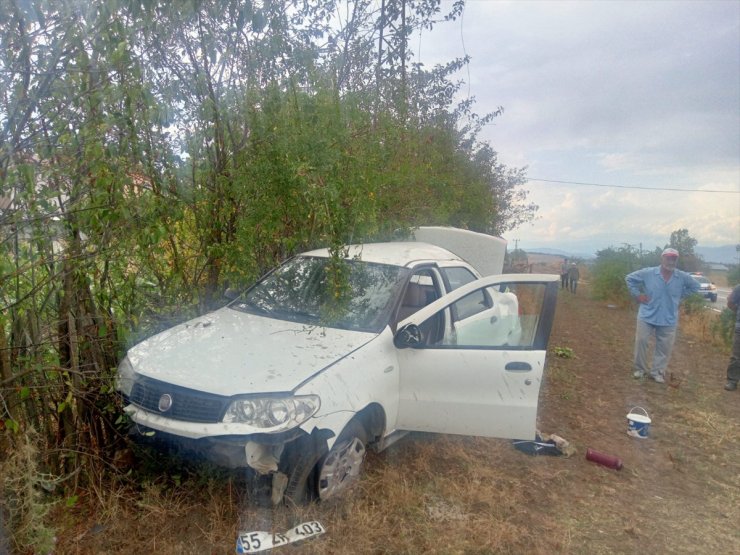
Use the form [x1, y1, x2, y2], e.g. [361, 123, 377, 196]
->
[710, 294, 717, 303]
[281, 419, 368, 505]
[317, 419, 368, 501]
[282, 435, 327, 506]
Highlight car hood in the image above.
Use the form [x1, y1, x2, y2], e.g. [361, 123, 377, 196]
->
[126, 307, 378, 396]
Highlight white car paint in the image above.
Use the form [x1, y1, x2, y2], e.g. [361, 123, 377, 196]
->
[394, 274, 557, 440]
[125, 308, 377, 395]
[293, 327, 402, 443]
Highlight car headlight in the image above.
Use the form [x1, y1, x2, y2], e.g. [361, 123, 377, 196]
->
[222, 395, 320, 432]
[116, 356, 136, 397]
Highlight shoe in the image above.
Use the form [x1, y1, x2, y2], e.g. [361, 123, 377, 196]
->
[632, 370, 644, 379]
[725, 381, 738, 391]
[650, 374, 665, 384]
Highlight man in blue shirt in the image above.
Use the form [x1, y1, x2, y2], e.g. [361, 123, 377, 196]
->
[625, 248, 701, 384]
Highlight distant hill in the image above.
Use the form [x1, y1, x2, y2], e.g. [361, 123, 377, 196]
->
[695, 245, 739, 265]
[525, 247, 596, 260]
[519, 245, 737, 265]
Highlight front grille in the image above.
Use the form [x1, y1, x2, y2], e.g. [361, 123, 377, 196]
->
[130, 377, 228, 423]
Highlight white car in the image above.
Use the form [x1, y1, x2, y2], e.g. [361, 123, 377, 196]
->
[116, 228, 558, 504]
[689, 273, 718, 302]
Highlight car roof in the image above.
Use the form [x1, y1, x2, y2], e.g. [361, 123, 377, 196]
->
[301, 241, 468, 268]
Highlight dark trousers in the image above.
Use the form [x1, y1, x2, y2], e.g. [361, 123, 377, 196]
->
[728, 328, 740, 383]
[561, 274, 568, 289]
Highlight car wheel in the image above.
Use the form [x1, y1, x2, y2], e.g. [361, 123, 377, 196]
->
[282, 436, 327, 506]
[317, 420, 368, 501]
[711, 294, 717, 303]
[281, 420, 368, 505]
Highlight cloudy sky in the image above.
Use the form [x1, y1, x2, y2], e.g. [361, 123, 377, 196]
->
[417, 0, 739, 256]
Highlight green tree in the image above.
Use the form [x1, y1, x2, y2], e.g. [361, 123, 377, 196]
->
[667, 228, 701, 272]
[589, 245, 642, 304]
[0, 5, 539, 545]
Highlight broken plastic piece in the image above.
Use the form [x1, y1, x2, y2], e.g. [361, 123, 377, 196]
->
[245, 442, 279, 473]
[513, 431, 575, 457]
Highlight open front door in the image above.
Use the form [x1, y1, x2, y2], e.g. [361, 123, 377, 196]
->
[394, 274, 558, 440]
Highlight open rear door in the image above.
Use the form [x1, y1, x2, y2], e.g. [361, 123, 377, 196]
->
[394, 274, 558, 440]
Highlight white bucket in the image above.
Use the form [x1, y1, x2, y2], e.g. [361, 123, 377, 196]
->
[627, 407, 651, 438]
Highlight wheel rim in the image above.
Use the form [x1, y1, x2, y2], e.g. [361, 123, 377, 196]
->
[317, 437, 366, 500]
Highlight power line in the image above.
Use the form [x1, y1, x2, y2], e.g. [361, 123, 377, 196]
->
[527, 177, 740, 194]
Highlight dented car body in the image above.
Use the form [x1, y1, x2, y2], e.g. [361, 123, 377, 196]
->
[116, 228, 558, 504]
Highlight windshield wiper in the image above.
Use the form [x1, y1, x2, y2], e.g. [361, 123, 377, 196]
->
[276, 309, 320, 323]
[233, 298, 272, 315]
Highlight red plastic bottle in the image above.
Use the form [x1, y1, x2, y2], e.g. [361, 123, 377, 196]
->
[586, 448, 623, 470]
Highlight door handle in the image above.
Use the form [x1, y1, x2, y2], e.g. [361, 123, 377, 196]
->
[505, 362, 531, 371]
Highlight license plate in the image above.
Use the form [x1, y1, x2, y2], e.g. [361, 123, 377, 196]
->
[236, 521, 325, 553]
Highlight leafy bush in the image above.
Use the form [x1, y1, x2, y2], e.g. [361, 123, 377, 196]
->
[554, 346, 575, 358]
[710, 308, 736, 348]
[682, 293, 707, 315]
[590, 260, 632, 304]
[727, 265, 740, 288]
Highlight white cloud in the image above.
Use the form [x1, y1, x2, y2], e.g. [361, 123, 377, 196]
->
[420, 1, 740, 252]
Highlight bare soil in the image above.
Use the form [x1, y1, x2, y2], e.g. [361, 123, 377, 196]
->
[53, 280, 740, 554]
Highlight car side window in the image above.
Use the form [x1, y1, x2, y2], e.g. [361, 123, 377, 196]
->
[453, 288, 491, 320]
[396, 269, 451, 344]
[397, 270, 441, 322]
[441, 267, 477, 291]
[420, 283, 549, 349]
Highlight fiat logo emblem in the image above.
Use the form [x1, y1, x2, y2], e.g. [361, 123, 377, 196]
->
[158, 394, 173, 412]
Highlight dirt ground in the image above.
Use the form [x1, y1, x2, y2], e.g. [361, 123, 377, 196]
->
[53, 280, 739, 554]
[530, 283, 739, 553]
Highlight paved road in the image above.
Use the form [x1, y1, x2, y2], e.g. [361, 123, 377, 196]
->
[711, 286, 733, 312]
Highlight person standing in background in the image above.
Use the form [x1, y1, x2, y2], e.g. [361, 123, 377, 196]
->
[560, 258, 569, 290]
[625, 248, 700, 384]
[723, 284, 740, 391]
[568, 263, 580, 294]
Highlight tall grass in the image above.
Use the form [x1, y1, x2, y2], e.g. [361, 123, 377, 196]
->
[0, 431, 57, 554]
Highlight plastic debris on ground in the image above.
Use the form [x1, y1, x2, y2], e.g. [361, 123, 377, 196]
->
[512, 431, 576, 457]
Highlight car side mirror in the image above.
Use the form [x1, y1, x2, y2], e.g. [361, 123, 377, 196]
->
[224, 288, 239, 301]
[394, 324, 423, 349]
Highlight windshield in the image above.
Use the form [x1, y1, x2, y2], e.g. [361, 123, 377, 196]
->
[230, 256, 409, 332]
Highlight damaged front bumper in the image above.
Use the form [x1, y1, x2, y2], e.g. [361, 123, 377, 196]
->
[124, 402, 337, 504]
[124, 404, 332, 472]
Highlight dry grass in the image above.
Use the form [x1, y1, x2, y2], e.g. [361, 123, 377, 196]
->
[0, 431, 57, 554]
[681, 307, 723, 345]
[46, 283, 740, 554]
